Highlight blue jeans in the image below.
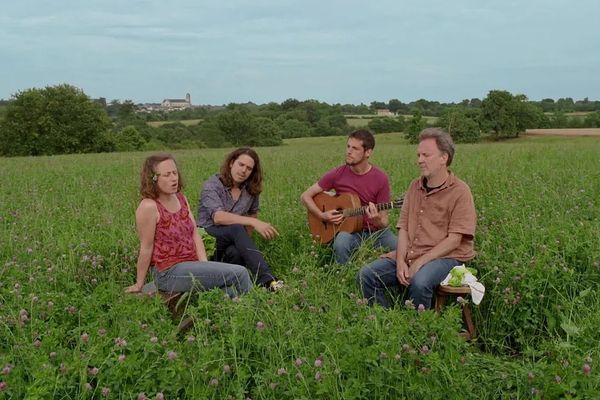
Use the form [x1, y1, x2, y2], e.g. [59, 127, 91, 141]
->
[333, 228, 397, 265]
[153, 260, 252, 298]
[206, 224, 277, 286]
[356, 257, 462, 309]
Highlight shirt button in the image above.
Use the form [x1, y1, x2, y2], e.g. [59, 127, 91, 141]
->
[420, 210, 423, 213]
[410, 250, 414, 254]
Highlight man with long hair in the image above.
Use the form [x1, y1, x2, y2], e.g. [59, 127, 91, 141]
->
[301, 129, 397, 264]
[197, 147, 283, 291]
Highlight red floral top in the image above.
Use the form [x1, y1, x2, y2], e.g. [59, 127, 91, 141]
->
[151, 192, 198, 271]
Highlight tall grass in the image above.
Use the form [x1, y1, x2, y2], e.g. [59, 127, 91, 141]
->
[1, 134, 598, 398]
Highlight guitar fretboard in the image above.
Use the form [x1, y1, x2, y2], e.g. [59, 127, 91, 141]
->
[343, 202, 395, 217]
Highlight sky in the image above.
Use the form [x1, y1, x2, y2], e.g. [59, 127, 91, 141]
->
[2, 0, 599, 105]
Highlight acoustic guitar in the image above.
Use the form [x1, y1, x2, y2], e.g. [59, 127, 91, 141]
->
[308, 192, 404, 244]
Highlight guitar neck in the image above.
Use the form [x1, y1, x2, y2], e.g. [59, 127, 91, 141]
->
[343, 202, 395, 217]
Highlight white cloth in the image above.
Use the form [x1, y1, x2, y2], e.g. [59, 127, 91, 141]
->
[440, 264, 485, 305]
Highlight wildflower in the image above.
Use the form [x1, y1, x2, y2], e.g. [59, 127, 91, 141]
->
[33, 339, 42, 348]
[417, 304, 425, 312]
[314, 371, 322, 381]
[186, 335, 196, 343]
[527, 372, 535, 381]
[167, 351, 177, 361]
[223, 364, 232, 375]
[404, 299, 415, 309]
[231, 296, 240, 304]
[420, 345, 429, 354]
[84, 383, 93, 391]
[420, 367, 430, 374]
[295, 357, 304, 366]
[140, 323, 148, 330]
[59, 363, 67, 374]
[295, 372, 303, 380]
[101, 387, 110, 397]
[118, 354, 126, 363]
[0, 381, 7, 391]
[49, 352, 57, 358]
[269, 382, 278, 390]
[401, 344, 411, 353]
[114, 337, 127, 347]
[209, 378, 219, 386]
[379, 352, 388, 360]
[156, 393, 165, 400]
[88, 367, 99, 376]
[314, 357, 323, 368]
[138, 393, 148, 400]
[366, 314, 376, 321]
[554, 375, 561, 384]
[98, 328, 107, 337]
[277, 367, 287, 376]
[80, 333, 89, 344]
[256, 321, 265, 331]
[1, 364, 12, 375]
[47, 301, 54, 309]
[150, 336, 159, 344]
[582, 363, 592, 376]
[292, 266, 300, 274]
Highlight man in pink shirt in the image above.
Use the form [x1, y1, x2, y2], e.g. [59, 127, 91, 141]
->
[301, 129, 397, 264]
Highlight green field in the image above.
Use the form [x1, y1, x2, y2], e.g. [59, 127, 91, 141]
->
[1, 134, 599, 398]
[346, 115, 439, 128]
[147, 119, 203, 128]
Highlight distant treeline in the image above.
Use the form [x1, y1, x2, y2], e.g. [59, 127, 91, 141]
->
[1, 85, 600, 156]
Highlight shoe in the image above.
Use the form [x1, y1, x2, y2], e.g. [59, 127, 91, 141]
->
[268, 280, 285, 292]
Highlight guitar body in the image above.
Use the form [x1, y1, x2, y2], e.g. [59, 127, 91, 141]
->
[308, 192, 364, 244]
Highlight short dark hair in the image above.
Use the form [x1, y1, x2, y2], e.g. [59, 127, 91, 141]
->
[419, 128, 455, 166]
[139, 153, 184, 199]
[348, 129, 375, 151]
[219, 147, 263, 196]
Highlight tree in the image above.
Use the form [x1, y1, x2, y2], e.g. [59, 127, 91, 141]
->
[0, 84, 113, 156]
[114, 125, 146, 151]
[216, 109, 255, 146]
[404, 111, 426, 144]
[252, 117, 282, 146]
[481, 90, 532, 138]
[437, 107, 480, 143]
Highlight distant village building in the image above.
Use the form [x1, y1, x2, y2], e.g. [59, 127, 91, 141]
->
[376, 108, 395, 117]
[137, 93, 193, 113]
[161, 93, 192, 110]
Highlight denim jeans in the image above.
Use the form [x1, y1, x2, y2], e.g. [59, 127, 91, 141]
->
[356, 257, 462, 309]
[332, 228, 397, 265]
[206, 224, 277, 286]
[153, 260, 251, 298]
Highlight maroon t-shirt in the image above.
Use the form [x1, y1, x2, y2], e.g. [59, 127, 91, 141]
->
[318, 164, 391, 231]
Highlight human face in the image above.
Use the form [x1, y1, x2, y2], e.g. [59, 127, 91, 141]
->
[153, 159, 179, 195]
[417, 138, 448, 180]
[229, 154, 255, 186]
[345, 138, 372, 166]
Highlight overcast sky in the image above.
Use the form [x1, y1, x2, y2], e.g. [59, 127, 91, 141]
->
[2, 0, 599, 105]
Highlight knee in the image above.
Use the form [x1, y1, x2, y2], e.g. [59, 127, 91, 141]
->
[356, 264, 375, 287]
[228, 224, 247, 236]
[333, 232, 352, 252]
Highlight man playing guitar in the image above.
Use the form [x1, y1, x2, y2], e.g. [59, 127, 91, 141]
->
[301, 129, 397, 264]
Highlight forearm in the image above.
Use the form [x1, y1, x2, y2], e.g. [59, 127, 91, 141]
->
[134, 248, 153, 287]
[395, 229, 409, 265]
[416, 234, 462, 266]
[213, 210, 257, 227]
[301, 194, 325, 220]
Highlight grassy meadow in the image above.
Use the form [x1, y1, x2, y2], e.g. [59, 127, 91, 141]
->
[1, 134, 599, 398]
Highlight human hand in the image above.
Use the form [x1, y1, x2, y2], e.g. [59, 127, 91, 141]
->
[125, 283, 143, 293]
[253, 220, 280, 240]
[321, 209, 343, 224]
[396, 261, 410, 286]
[379, 250, 396, 259]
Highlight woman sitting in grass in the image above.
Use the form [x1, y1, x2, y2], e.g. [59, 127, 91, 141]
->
[125, 153, 251, 297]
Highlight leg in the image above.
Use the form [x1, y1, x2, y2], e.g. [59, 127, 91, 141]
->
[409, 258, 462, 309]
[154, 261, 252, 297]
[206, 224, 277, 286]
[356, 257, 400, 308]
[371, 228, 398, 252]
[332, 231, 363, 264]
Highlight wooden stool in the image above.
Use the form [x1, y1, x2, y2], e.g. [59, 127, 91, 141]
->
[141, 282, 193, 333]
[435, 285, 476, 340]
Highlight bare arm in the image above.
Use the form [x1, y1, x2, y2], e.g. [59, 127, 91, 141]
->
[213, 210, 279, 240]
[125, 199, 158, 293]
[187, 198, 208, 261]
[300, 182, 343, 223]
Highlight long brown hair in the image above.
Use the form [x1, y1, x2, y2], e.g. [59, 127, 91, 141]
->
[219, 147, 263, 196]
[139, 153, 185, 199]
